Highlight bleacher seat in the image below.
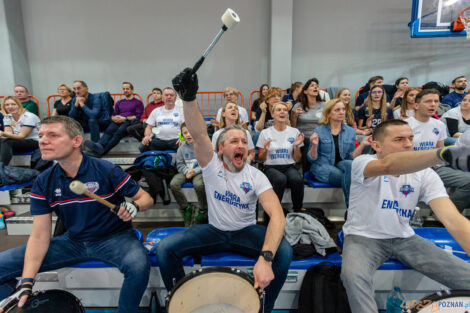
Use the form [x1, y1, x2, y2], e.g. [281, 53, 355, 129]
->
[0, 181, 33, 192]
[146, 227, 194, 266]
[304, 171, 336, 188]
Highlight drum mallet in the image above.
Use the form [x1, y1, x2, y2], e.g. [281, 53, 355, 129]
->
[69, 180, 119, 213]
[191, 8, 240, 74]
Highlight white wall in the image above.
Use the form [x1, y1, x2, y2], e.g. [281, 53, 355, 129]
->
[20, 0, 270, 113]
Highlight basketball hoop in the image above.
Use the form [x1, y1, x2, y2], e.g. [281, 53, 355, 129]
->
[450, 6, 470, 39]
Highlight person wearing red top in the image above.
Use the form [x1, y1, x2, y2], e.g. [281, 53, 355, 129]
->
[127, 88, 164, 141]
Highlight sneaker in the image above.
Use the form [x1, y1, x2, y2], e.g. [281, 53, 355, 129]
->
[84, 140, 104, 155]
[192, 208, 208, 225]
[183, 205, 192, 227]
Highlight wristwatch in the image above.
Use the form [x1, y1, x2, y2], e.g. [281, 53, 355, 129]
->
[260, 250, 274, 262]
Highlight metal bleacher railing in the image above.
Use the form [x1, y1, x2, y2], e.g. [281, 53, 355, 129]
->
[0, 95, 41, 118]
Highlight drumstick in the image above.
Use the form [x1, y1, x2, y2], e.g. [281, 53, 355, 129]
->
[69, 180, 118, 212]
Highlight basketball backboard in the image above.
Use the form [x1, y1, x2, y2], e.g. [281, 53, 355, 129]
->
[410, 0, 470, 37]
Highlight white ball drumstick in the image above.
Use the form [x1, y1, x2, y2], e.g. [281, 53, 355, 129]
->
[69, 180, 117, 211]
[192, 8, 240, 73]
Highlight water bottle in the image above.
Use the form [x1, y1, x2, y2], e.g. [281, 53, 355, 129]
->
[386, 286, 405, 313]
[0, 213, 5, 230]
[409, 207, 424, 228]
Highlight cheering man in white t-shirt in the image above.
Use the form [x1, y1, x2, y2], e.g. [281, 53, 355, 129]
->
[341, 119, 470, 313]
[405, 88, 470, 212]
[156, 68, 293, 313]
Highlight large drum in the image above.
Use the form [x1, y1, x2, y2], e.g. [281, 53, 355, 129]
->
[406, 290, 470, 313]
[3, 289, 84, 313]
[166, 266, 262, 313]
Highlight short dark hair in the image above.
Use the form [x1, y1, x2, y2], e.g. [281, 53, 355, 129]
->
[152, 87, 162, 93]
[73, 80, 88, 88]
[372, 119, 409, 142]
[122, 82, 134, 90]
[368, 76, 383, 85]
[180, 122, 187, 131]
[415, 89, 440, 103]
[395, 77, 408, 87]
[452, 76, 466, 84]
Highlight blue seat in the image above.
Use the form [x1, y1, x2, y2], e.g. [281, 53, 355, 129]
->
[290, 252, 342, 269]
[12, 151, 34, 156]
[181, 182, 193, 188]
[146, 227, 194, 266]
[201, 252, 257, 267]
[304, 171, 336, 188]
[0, 181, 33, 192]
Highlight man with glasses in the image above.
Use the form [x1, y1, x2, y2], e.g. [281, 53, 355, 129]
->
[211, 87, 249, 129]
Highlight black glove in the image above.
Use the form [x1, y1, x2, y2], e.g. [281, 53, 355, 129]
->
[172, 68, 199, 101]
[0, 283, 32, 310]
[437, 145, 470, 171]
[120, 201, 140, 218]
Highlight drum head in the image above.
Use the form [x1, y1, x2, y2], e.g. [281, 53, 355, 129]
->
[5, 289, 84, 313]
[408, 290, 470, 313]
[166, 266, 261, 313]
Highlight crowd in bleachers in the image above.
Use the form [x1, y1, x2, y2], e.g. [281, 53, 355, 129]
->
[1, 75, 470, 222]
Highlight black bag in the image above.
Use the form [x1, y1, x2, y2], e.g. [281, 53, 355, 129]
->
[298, 262, 351, 313]
[300, 207, 334, 230]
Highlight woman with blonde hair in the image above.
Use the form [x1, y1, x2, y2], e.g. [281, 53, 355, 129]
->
[308, 98, 368, 205]
[357, 85, 393, 131]
[257, 101, 304, 214]
[393, 87, 419, 120]
[212, 102, 255, 163]
[52, 83, 73, 116]
[0, 96, 40, 165]
[335, 88, 372, 136]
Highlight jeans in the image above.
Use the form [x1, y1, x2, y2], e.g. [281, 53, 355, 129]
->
[99, 119, 138, 154]
[434, 166, 470, 212]
[0, 138, 38, 165]
[0, 229, 150, 313]
[341, 234, 470, 313]
[264, 164, 304, 212]
[75, 117, 110, 142]
[156, 224, 293, 313]
[139, 138, 178, 152]
[327, 160, 352, 206]
[127, 122, 145, 142]
[170, 173, 207, 210]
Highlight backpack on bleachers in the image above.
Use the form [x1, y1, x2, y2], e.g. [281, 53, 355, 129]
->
[0, 162, 40, 185]
[133, 151, 173, 170]
[298, 262, 351, 313]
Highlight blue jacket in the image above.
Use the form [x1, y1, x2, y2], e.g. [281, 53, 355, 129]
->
[69, 92, 111, 121]
[307, 124, 356, 182]
[441, 91, 467, 108]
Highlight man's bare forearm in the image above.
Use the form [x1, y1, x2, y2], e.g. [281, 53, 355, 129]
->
[182, 100, 208, 143]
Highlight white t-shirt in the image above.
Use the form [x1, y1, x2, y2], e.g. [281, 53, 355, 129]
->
[343, 154, 448, 239]
[211, 128, 254, 151]
[3, 111, 40, 140]
[202, 153, 272, 231]
[405, 116, 447, 150]
[146, 105, 184, 140]
[256, 126, 303, 165]
[441, 107, 470, 135]
[393, 108, 415, 120]
[216, 106, 249, 124]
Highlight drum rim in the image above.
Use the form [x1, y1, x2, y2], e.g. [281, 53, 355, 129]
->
[5, 289, 85, 313]
[166, 266, 261, 313]
[410, 289, 470, 313]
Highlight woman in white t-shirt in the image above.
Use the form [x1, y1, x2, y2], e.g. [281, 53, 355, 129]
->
[442, 93, 470, 138]
[0, 96, 40, 165]
[212, 102, 255, 163]
[393, 87, 419, 120]
[257, 102, 305, 213]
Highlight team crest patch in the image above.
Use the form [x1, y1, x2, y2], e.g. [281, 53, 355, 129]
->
[287, 137, 295, 144]
[85, 182, 100, 193]
[217, 170, 225, 178]
[54, 188, 62, 197]
[432, 128, 439, 135]
[400, 184, 414, 197]
[240, 182, 252, 194]
[173, 112, 179, 117]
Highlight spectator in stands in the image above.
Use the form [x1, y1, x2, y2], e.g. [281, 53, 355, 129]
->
[13, 85, 38, 116]
[52, 84, 73, 116]
[358, 85, 393, 131]
[405, 89, 470, 212]
[251, 84, 269, 121]
[257, 102, 304, 213]
[212, 87, 249, 129]
[282, 82, 303, 110]
[0, 96, 40, 165]
[84, 82, 143, 157]
[393, 87, 419, 120]
[0, 116, 153, 313]
[341, 119, 470, 313]
[389, 77, 409, 108]
[255, 87, 284, 132]
[127, 87, 164, 141]
[290, 78, 325, 172]
[308, 98, 367, 206]
[69, 80, 111, 143]
[212, 102, 255, 163]
[355, 75, 392, 108]
[335, 88, 372, 136]
[442, 93, 470, 138]
[170, 123, 207, 227]
[442, 76, 468, 108]
[140, 87, 184, 152]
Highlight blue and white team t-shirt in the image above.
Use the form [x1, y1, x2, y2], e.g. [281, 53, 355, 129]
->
[3, 111, 40, 140]
[202, 153, 272, 231]
[256, 126, 303, 165]
[343, 154, 448, 239]
[146, 105, 184, 140]
[211, 128, 255, 151]
[405, 116, 447, 150]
